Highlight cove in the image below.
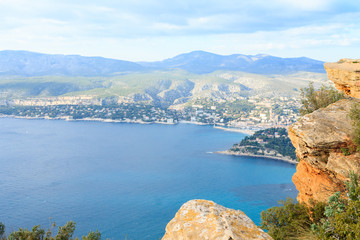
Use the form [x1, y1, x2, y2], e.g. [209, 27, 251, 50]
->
[0, 118, 297, 239]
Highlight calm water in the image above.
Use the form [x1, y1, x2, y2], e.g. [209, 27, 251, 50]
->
[0, 118, 297, 239]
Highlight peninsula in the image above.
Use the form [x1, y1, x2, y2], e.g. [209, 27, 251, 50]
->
[218, 127, 297, 164]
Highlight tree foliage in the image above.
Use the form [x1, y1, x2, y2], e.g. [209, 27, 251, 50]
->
[0, 223, 5, 239]
[82, 231, 101, 240]
[0, 222, 101, 240]
[349, 103, 360, 151]
[260, 198, 313, 240]
[261, 171, 360, 240]
[299, 82, 345, 116]
[312, 171, 360, 239]
[231, 127, 296, 160]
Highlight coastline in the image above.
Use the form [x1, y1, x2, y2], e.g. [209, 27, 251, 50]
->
[213, 126, 255, 135]
[0, 115, 217, 126]
[0, 114, 260, 135]
[179, 120, 209, 125]
[0, 114, 154, 124]
[0, 114, 220, 127]
[215, 150, 298, 165]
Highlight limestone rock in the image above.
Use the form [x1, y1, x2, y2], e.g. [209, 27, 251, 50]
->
[289, 98, 360, 203]
[324, 59, 360, 98]
[162, 199, 272, 240]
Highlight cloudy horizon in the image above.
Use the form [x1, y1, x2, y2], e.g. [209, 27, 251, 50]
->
[0, 0, 359, 62]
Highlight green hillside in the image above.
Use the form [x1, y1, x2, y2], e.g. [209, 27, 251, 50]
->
[0, 69, 329, 108]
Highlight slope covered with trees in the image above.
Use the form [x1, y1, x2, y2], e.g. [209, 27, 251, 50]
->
[229, 127, 296, 160]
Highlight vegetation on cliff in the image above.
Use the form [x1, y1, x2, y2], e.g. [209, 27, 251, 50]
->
[0, 221, 102, 240]
[261, 172, 360, 240]
[229, 127, 296, 160]
[260, 198, 323, 240]
[327, 102, 360, 156]
[349, 103, 360, 151]
[299, 82, 345, 116]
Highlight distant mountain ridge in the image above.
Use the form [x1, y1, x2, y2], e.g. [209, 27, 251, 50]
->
[0, 50, 145, 77]
[140, 50, 325, 74]
[0, 50, 325, 77]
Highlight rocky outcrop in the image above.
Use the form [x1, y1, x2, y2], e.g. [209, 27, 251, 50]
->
[289, 98, 360, 203]
[324, 59, 360, 98]
[162, 200, 272, 240]
[289, 60, 360, 204]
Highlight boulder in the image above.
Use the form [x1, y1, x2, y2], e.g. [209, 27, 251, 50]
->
[162, 199, 272, 240]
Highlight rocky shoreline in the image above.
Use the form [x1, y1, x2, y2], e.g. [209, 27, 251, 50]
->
[216, 150, 298, 165]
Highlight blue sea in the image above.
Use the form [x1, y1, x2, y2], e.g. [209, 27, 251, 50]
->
[0, 118, 297, 239]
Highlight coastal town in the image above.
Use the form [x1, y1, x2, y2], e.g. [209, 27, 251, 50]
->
[0, 95, 300, 132]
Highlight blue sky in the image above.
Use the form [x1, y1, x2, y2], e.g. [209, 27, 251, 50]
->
[0, 0, 359, 61]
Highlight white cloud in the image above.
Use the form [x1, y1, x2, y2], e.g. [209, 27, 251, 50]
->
[274, 0, 334, 11]
[0, 0, 359, 62]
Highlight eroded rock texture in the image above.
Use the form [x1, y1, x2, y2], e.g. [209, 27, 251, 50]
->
[162, 200, 272, 240]
[324, 59, 360, 98]
[290, 60, 360, 203]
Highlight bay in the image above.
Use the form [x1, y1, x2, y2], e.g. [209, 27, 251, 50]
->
[0, 118, 297, 239]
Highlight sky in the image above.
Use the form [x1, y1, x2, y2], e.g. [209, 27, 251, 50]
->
[0, 0, 359, 62]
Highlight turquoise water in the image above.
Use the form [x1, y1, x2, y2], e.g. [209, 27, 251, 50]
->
[0, 118, 297, 239]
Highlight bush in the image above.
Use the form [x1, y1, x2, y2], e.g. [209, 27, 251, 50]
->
[0, 223, 4, 239]
[261, 172, 360, 240]
[349, 103, 360, 151]
[299, 82, 345, 116]
[8, 225, 46, 240]
[312, 171, 360, 239]
[1, 221, 102, 240]
[260, 198, 313, 240]
[82, 231, 101, 240]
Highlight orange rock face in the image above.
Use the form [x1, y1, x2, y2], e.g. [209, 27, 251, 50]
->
[289, 61, 360, 204]
[292, 161, 344, 203]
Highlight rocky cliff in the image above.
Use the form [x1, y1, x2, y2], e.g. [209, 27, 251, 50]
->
[162, 200, 272, 240]
[290, 59, 360, 204]
[160, 60, 359, 239]
[324, 59, 360, 98]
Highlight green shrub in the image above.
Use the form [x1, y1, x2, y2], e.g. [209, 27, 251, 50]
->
[82, 231, 101, 240]
[299, 82, 345, 116]
[260, 198, 313, 240]
[340, 147, 351, 156]
[312, 172, 360, 239]
[261, 172, 360, 240]
[349, 103, 360, 151]
[309, 200, 326, 223]
[1, 221, 102, 240]
[8, 225, 45, 240]
[340, 144, 356, 156]
[345, 171, 360, 201]
[0, 222, 4, 239]
[54, 221, 76, 240]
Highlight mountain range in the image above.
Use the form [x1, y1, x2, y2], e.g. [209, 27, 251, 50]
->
[0, 50, 330, 107]
[0, 50, 325, 76]
[140, 51, 325, 74]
